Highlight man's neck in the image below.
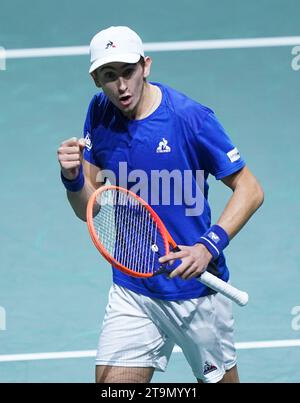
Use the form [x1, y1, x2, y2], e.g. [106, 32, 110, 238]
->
[127, 83, 161, 120]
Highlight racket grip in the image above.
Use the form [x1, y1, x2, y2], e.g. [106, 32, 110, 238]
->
[198, 271, 249, 307]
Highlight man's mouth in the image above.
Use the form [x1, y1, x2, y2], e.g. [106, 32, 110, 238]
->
[119, 95, 132, 107]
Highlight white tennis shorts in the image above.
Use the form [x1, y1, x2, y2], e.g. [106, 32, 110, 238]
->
[96, 284, 237, 383]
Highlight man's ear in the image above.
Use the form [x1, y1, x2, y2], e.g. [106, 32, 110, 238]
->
[143, 56, 152, 79]
[90, 71, 102, 88]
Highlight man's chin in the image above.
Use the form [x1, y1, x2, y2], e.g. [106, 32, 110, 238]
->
[120, 103, 138, 118]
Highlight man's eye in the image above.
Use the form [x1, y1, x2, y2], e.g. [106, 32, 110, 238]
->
[122, 68, 135, 79]
[104, 72, 117, 81]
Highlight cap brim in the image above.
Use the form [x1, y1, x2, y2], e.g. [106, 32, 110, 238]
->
[89, 53, 141, 73]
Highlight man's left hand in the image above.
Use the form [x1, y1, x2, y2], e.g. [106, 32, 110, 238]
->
[158, 244, 213, 280]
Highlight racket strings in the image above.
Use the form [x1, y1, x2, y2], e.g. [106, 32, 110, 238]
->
[92, 189, 165, 275]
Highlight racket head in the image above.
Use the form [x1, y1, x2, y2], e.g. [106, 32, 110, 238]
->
[86, 185, 176, 278]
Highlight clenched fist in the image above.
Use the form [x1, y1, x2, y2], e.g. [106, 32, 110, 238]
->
[57, 137, 85, 180]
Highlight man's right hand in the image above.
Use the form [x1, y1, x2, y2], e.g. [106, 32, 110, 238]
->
[57, 137, 85, 180]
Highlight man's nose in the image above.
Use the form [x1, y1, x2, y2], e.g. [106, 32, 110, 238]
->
[117, 76, 127, 92]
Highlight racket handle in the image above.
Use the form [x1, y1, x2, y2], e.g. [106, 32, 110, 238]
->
[198, 271, 249, 307]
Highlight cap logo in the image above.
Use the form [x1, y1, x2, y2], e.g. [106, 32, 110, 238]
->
[105, 40, 116, 49]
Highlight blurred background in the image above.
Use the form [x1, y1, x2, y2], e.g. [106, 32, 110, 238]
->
[0, 0, 299, 382]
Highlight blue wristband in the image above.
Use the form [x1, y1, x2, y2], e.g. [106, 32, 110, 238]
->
[61, 165, 85, 192]
[198, 225, 229, 259]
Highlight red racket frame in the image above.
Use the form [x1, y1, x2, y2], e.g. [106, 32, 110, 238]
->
[86, 185, 177, 278]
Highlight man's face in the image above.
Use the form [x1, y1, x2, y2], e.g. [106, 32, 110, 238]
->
[92, 58, 151, 117]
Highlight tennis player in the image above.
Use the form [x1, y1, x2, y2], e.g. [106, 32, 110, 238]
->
[57, 26, 264, 383]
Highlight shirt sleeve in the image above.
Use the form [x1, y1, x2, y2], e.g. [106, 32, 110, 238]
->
[196, 112, 246, 180]
[83, 95, 98, 166]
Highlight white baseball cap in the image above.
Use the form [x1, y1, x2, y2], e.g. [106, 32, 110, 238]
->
[89, 26, 145, 73]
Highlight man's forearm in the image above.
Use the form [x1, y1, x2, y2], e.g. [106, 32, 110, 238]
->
[218, 171, 264, 239]
[67, 180, 96, 221]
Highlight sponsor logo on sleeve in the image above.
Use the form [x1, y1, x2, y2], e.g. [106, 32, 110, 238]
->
[85, 132, 92, 151]
[227, 147, 240, 163]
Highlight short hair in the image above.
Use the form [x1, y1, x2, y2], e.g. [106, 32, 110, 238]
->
[139, 56, 145, 67]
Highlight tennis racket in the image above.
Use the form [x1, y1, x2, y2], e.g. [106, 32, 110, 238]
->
[86, 185, 248, 306]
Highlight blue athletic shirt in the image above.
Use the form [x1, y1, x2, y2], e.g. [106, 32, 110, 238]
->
[83, 82, 245, 300]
